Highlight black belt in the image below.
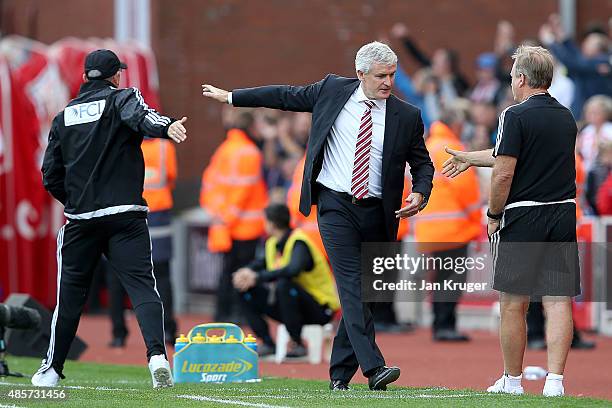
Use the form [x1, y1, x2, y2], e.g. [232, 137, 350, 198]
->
[319, 185, 382, 207]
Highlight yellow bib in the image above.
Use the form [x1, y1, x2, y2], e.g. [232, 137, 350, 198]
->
[264, 229, 340, 311]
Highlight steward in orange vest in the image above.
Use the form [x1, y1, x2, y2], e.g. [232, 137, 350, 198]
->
[414, 109, 481, 342]
[287, 155, 327, 257]
[143, 138, 177, 212]
[200, 108, 268, 321]
[143, 137, 178, 339]
[200, 128, 268, 252]
[414, 121, 481, 248]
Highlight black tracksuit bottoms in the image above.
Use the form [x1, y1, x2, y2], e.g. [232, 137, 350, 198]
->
[38, 213, 166, 378]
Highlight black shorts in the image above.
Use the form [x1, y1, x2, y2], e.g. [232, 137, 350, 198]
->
[489, 203, 580, 297]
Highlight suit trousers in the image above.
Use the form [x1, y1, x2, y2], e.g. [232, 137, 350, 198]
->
[317, 188, 387, 381]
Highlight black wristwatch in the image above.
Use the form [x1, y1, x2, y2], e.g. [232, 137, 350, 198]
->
[487, 209, 503, 220]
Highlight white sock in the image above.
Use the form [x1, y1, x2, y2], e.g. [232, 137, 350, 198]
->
[505, 373, 522, 388]
[546, 373, 563, 382]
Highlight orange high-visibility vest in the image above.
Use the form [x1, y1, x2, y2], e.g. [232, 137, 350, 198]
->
[414, 122, 482, 249]
[287, 155, 327, 257]
[200, 129, 268, 252]
[142, 138, 176, 212]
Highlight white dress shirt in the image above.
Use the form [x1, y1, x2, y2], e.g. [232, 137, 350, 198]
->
[228, 85, 386, 198]
[316, 84, 386, 198]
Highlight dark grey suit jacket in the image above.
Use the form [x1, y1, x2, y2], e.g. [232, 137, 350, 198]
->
[233, 74, 434, 240]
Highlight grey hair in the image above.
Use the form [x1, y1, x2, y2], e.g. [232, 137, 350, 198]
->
[355, 41, 398, 74]
[512, 45, 554, 89]
[439, 99, 469, 126]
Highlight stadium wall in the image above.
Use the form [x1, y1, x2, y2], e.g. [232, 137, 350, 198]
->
[1, 0, 609, 209]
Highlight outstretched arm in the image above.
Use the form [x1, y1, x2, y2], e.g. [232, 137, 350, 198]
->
[442, 147, 494, 178]
[116, 87, 187, 143]
[202, 75, 330, 112]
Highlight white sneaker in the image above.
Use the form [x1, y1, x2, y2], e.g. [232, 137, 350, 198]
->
[543, 375, 564, 397]
[487, 374, 524, 395]
[31, 367, 60, 387]
[148, 354, 173, 389]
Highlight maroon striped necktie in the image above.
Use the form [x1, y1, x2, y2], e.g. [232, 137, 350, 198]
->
[351, 100, 375, 199]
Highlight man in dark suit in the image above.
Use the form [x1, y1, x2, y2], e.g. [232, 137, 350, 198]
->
[202, 41, 434, 391]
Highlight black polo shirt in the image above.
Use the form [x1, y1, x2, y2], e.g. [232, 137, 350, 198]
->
[493, 92, 577, 206]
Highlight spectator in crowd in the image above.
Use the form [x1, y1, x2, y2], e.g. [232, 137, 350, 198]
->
[539, 14, 612, 118]
[468, 125, 494, 204]
[285, 112, 311, 157]
[415, 105, 482, 342]
[391, 23, 470, 106]
[596, 168, 612, 215]
[548, 57, 575, 110]
[470, 101, 499, 146]
[493, 20, 517, 86]
[200, 107, 268, 322]
[232, 204, 340, 358]
[257, 110, 286, 199]
[577, 95, 612, 172]
[393, 65, 437, 127]
[451, 97, 474, 142]
[586, 140, 612, 215]
[260, 111, 311, 201]
[470, 53, 503, 105]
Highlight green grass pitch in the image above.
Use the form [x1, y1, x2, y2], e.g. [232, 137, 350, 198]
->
[0, 357, 609, 407]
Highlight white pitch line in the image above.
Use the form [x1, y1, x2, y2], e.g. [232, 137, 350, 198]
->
[177, 394, 290, 408]
[238, 393, 489, 399]
[178, 392, 492, 405]
[414, 394, 482, 398]
[0, 404, 27, 408]
[62, 385, 139, 391]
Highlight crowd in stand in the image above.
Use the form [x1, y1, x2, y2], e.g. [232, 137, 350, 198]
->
[244, 15, 611, 216]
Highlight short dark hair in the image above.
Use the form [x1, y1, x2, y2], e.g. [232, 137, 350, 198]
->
[232, 108, 255, 131]
[264, 204, 291, 230]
